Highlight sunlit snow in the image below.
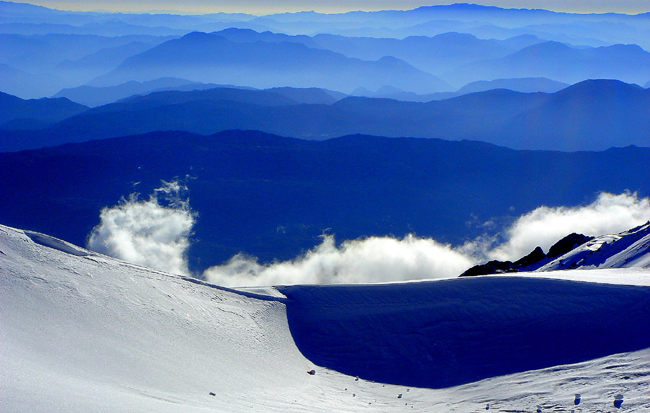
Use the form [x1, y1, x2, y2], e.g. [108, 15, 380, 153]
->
[2, 224, 650, 412]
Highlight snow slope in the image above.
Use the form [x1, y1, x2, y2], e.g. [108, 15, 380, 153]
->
[538, 222, 650, 271]
[2, 223, 650, 412]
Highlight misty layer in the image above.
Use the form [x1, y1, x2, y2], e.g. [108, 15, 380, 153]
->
[206, 192, 650, 285]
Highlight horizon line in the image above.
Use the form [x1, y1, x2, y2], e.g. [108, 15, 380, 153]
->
[8, 1, 650, 17]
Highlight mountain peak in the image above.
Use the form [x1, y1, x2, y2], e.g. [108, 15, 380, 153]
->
[432, 31, 479, 42]
[555, 78, 645, 99]
[538, 222, 650, 271]
[462, 222, 650, 277]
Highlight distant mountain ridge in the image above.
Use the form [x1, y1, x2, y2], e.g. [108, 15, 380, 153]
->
[53, 78, 217, 107]
[86, 29, 650, 92]
[3, 79, 649, 152]
[1, 130, 649, 270]
[496, 79, 650, 150]
[456, 77, 569, 94]
[0, 32, 172, 97]
[301, 31, 543, 75]
[449, 41, 650, 86]
[90, 31, 452, 94]
[0, 91, 87, 130]
[2, 19, 649, 98]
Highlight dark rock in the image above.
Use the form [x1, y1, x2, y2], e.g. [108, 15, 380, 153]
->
[460, 233, 595, 277]
[460, 246, 547, 277]
[459, 260, 515, 277]
[513, 246, 546, 268]
[547, 233, 593, 258]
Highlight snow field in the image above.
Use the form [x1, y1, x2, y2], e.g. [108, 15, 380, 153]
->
[1, 224, 650, 412]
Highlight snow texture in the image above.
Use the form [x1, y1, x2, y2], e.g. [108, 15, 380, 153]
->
[280, 276, 650, 388]
[539, 221, 650, 271]
[2, 223, 650, 412]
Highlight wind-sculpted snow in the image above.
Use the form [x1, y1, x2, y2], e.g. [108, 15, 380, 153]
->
[280, 277, 650, 389]
[24, 230, 92, 257]
[3, 223, 650, 412]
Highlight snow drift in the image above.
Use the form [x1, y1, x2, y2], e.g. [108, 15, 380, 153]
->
[2, 223, 650, 412]
[280, 277, 650, 388]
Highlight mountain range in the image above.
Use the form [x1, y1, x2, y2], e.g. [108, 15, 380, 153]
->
[3, 15, 650, 99]
[213, 29, 543, 76]
[0, 32, 171, 97]
[2, 130, 649, 271]
[53, 76, 568, 106]
[52, 77, 221, 107]
[89, 31, 452, 94]
[89, 29, 650, 92]
[2, 79, 648, 152]
[0, 91, 87, 130]
[448, 41, 650, 87]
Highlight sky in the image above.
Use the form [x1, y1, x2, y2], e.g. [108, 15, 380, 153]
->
[16, 0, 650, 15]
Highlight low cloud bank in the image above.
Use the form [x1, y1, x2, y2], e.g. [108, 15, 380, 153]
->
[205, 192, 650, 286]
[204, 234, 475, 286]
[87, 187, 650, 286]
[87, 181, 196, 275]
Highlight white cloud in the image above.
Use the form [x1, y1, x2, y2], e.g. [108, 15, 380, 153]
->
[87, 181, 196, 275]
[485, 191, 650, 261]
[204, 234, 476, 286]
[205, 191, 650, 286]
[87, 187, 650, 286]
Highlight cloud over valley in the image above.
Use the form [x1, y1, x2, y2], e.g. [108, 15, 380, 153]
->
[87, 186, 650, 286]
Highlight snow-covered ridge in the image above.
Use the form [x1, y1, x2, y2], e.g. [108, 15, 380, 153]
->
[0, 224, 315, 412]
[2, 223, 650, 412]
[538, 221, 650, 271]
[462, 221, 650, 277]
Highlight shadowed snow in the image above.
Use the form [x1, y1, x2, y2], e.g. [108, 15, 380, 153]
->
[3, 223, 650, 412]
[279, 277, 650, 388]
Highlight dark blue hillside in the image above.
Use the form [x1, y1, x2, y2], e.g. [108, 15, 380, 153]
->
[1, 130, 649, 271]
[0, 91, 88, 129]
[3, 79, 649, 152]
[280, 277, 650, 388]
